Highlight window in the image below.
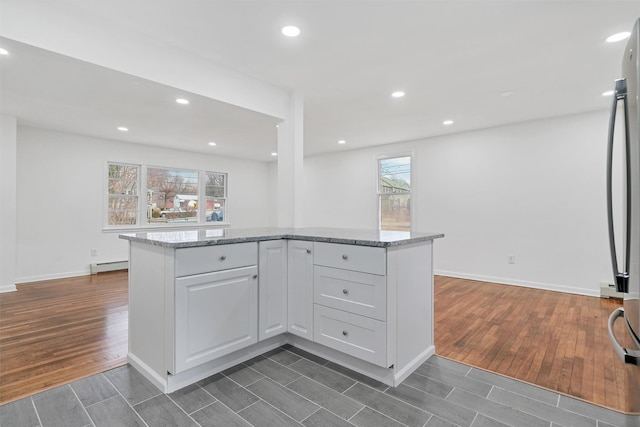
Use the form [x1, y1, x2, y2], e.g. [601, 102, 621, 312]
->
[378, 155, 411, 231]
[205, 172, 226, 223]
[106, 162, 228, 228]
[147, 167, 199, 224]
[107, 163, 139, 226]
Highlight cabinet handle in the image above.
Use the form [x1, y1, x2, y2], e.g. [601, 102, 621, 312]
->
[342, 289, 349, 295]
[219, 255, 226, 261]
[342, 330, 348, 336]
[306, 249, 312, 254]
[342, 254, 348, 261]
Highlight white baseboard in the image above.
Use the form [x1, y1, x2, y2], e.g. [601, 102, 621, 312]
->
[0, 285, 17, 293]
[16, 269, 91, 285]
[434, 270, 599, 297]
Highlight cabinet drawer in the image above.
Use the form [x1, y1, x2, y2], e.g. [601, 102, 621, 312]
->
[313, 305, 387, 367]
[313, 242, 386, 275]
[314, 266, 386, 321]
[176, 242, 257, 277]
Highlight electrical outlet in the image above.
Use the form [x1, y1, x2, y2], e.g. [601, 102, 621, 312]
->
[508, 255, 515, 264]
[91, 249, 97, 257]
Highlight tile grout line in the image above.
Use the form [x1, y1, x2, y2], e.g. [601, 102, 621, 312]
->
[68, 385, 97, 427]
[346, 405, 366, 422]
[100, 370, 151, 427]
[29, 397, 44, 427]
[164, 388, 208, 427]
[239, 397, 303, 426]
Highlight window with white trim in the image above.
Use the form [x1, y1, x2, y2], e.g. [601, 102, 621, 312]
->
[107, 163, 140, 226]
[377, 155, 411, 231]
[106, 162, 228, 228]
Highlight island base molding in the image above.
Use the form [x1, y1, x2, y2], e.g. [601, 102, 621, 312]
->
[128, 333, 435, 394]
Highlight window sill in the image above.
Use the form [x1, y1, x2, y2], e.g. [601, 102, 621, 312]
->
[103, 222, 231, 234]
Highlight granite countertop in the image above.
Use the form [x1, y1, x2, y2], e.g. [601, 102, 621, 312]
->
[119, 227, 444, 249]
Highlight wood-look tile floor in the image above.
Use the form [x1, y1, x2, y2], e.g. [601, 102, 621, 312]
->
[1, 346, 635, 427]
[0, 271, 632, 416]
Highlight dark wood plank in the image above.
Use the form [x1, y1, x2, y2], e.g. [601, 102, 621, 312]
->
[0, 271, 128, 404]
[434, 275, 626, 413]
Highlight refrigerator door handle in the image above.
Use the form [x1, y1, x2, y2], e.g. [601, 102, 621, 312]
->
[608, 307, 639, 366]
[606, 78, 631, 293]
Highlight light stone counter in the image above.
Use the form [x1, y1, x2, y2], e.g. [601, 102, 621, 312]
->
[119, 226, 444, 248]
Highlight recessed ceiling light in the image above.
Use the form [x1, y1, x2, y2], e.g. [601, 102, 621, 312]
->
[117, 126, 129, 132]
[282, 26, 300, 37]
[176, 98, 189, 105]
[602, 90, 614, 96]
[338, 140, 346, 145]
[443, 120, 454, 126]
[208, 142, 217, 146]
[391, 91, 405, 98]
[0, 48, 8, 55]
[606, 32, 631, 43]
[271, 152, 278, 157]
[500, 90, 515, 97]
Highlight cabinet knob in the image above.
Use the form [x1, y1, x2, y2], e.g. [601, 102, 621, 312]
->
[253, 274, 258, 279]
[342, 254, 348, 260]
[342, 289, 349, 295]
[219, 255, 226, 261]
[306, 249, 312, 254]
[342, 330, 348, 336]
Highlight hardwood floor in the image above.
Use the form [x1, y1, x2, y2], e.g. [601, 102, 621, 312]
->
[0, 271, 629, 413]
[434, 275, 627, 413]
[0, 271, 128, 405]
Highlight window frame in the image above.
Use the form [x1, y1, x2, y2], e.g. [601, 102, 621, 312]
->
[104, 162, 229, 231]
[376, 152, 415, 232]
[105, 162, 141, 229]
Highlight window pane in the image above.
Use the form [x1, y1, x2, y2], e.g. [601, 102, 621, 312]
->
[108, 196, 138, 225]
[379, 156, 411, 232]
[206, 198, 225, 222]
[380, 194, 411, 231]
[205, 172, 226, 198]
[147, 168, 199, 224]
[205, 172, 226, 222]
[379, 156, 411, 193]
[107, 163, 139, 226]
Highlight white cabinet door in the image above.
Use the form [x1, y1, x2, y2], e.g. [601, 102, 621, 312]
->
[174, 266, 258, 374]
[258, 240, 287, 341]
[287, 240, 314, 340]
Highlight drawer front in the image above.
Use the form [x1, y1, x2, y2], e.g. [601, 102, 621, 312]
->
[313, 242, 386, 275]
[176, 242, 258, 277]
[313, 305, 387, 367]
[314, 266, 386, 321]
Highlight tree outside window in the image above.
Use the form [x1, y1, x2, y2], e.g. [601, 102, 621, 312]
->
[106, 163, 228, 228]
[107, 163, 139, 226]
[147, 167, 199, 224]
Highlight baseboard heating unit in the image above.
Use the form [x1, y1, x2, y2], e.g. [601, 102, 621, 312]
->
[90, 261, 128, 274]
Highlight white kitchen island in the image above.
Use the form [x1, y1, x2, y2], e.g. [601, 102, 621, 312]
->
[120, 227, 444, 393]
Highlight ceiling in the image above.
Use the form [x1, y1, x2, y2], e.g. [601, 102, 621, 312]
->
[1, 1, 638, 160]
[0, 38, 281, 161]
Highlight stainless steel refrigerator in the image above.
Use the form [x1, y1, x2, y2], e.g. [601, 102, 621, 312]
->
[607, 17, 640, 415]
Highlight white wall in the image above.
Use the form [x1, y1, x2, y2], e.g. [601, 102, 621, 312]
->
[0, 115, 18, 292]
[303, 111, 616, 296]
[16, 126, 271, 283]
